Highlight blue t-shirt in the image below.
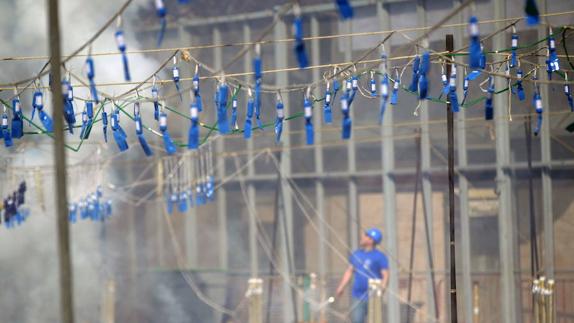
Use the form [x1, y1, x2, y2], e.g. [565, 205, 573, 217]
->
[349, 249, 389, 299]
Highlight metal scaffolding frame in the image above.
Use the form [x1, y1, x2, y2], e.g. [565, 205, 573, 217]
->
[144, 0, 565, 322]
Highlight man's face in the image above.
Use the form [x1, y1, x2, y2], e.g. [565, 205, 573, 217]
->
[360, 233, 374, 248]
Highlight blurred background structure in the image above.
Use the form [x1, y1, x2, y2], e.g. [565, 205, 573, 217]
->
[0, 0, 573, 322]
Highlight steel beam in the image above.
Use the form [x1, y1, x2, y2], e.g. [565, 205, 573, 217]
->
[181, 27, 198, 269]
[454, 2, 473, 322]
[493, 0, 518, 321]
[343, 18, 359, 252]
[378, 2, 400, 323]
[244, 23, 259, 279]
[310, 15, 327, 317]
[537, 0, 555, 280]
[214, 26, 228, 323]
[275, 16, 296, 323]
[415, 1, 439, 320]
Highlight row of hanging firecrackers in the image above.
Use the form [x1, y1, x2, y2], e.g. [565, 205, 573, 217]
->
[2, 181, 28, 229]
[68, 186, 112, 223]
[164, 143, 216, 214]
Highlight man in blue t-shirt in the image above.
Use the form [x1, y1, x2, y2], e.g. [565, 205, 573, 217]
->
[335, 228, 389, 323]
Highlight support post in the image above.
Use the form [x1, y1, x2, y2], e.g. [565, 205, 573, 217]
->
[493, 0, 518, 321]
[243, 22, 259, 280]
[455, 1, 474, 321]
[180, 27, 197, 269]
[377, 2, 399, 322]
[445, 33, 458, 323]
[213, 27, 228, 323]
[415, 2, 439, 319]
[368, 279, 384, 323]
[536, 0, 555, 280]
[274, 15, 296, 323]
[310, 14, 327, 322]
[47, 0, 74, 322]
[342, 19, 359, 251]
[247, 278, 263, 323]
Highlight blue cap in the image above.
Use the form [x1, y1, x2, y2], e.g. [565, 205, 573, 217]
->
[365, 228, 383, 245]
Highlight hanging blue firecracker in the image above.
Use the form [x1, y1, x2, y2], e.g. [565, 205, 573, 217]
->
[341, 88, 352, 140]
[510, 26, 519, 68]
[217, 79, 230, 135]
[80, 101, 94, 139]
[293, 4, 309, 69]
[68, 204, 77, 223]
[390, 68, 400, 106]
[515, 68, 526, 101]
[449, 66, 460, 113]
[546, 28, 560, 79]
[134, 102, 153, 157]
[461, 70, 470, 106]
[178, 190, 188, 213]
[33, 89, 53, 132]
[196, 180, 205, 206]
[348, 75, 359, 106]
[151, 82, 160, 121]
[110, 108, 128, 152]
[79, 110, 88, 140]
[1, 107, 13, 148]
[11, 95, 23, 139]
[335, 0, 353, 19]
[166, 189, 177, 214]
[304, 88, 314, 145]
[370, 71, 377, 97]
[188, 90, 200, 149]
[102, 107, 109, 143]
[485, 76, 494, 120]
[85, 54, 99, 104]
[379, 52, 389, 123]
[172, 56, 183, 101]
[206, 175, 215, 202]
[533, 80, 543, 135]
[525, 0, 540, 26]
[275, 92, 285, 143]
[244, 88, 255, 139]
[62, 79, 76, 134]
[115, 23, 131, 81]
[409, 55, 421, 92]
[565, 74, 573, 111]
[323, 80, 333, 124]
[193, 65, 203, 112]
[441, 66, 450, 97]
[159, 104, 177, 155]
[253, 44, 264, 130]
[468, 16, 481, 69]
[230, 95, 239, 131]
[418, 51, 430, 100]
[155, 0, 167, 47]
[380, 73, 390, 123]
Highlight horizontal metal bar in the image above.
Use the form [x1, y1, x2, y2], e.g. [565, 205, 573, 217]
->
[219, 159, 574, 185]
[139, 0, 381, 31]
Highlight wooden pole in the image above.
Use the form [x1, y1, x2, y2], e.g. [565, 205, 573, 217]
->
[47, 0, 74, 322]
[445, 33, 458, 323]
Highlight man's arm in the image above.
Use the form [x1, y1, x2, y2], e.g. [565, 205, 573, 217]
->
[380, 269, 389, 290]
[336, 266, 354, 297]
